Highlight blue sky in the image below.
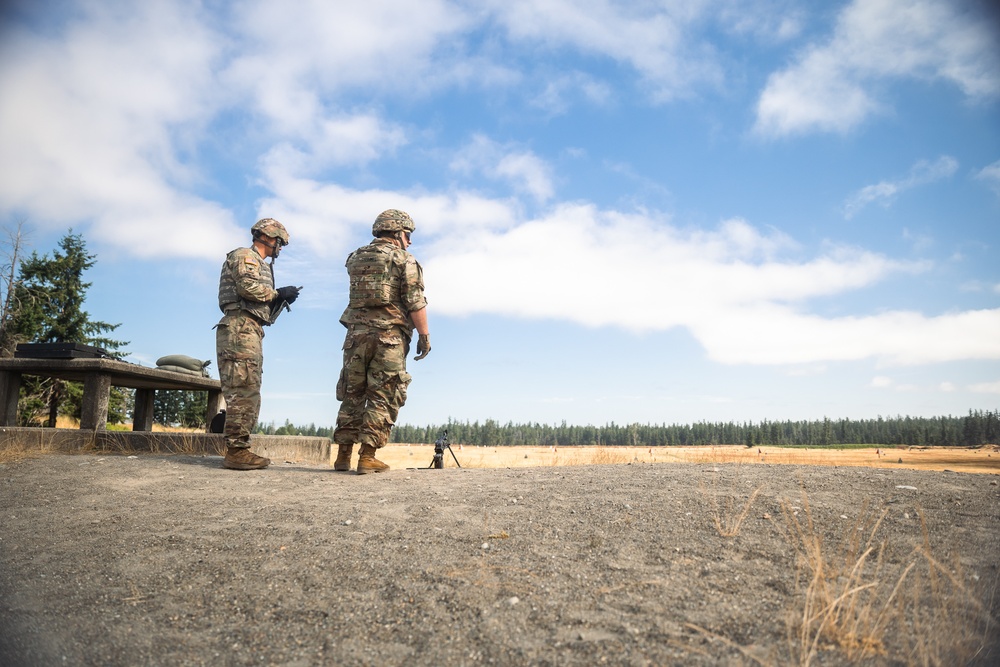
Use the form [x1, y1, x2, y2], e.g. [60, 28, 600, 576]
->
[1, 0, 998, 431]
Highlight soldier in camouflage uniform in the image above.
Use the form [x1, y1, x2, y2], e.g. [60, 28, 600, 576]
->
[333, 209, 430, 474]
[216, 218, 301, 470]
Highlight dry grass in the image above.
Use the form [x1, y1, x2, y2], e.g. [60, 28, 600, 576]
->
[381, 444, 1000, 474]
[701, 476, 764, 538]
[0, 436, 56, 464]
[780, 491, 997, 667]
[689, 484, 997, 666]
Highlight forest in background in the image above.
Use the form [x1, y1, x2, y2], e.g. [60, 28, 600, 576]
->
[257, 409, 1000, 448]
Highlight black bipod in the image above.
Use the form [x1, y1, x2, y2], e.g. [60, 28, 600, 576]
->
[427, 429, 461, 468]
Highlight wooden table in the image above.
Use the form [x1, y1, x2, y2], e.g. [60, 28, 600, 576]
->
[0, 358, 222, 431]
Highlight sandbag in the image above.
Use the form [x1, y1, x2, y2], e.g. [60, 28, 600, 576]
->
[156, 364, 205, 377]
[156, 355, 211, 375]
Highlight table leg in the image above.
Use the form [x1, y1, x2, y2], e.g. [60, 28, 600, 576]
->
[0, 370, 21, 426]
[133, 388, 155, 431]
[80, 372, 111, 430]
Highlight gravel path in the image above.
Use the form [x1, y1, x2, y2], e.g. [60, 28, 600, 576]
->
[1, 454, 998, 666]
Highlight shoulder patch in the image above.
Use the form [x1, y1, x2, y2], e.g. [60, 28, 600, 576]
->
[244, 255, 259, 266]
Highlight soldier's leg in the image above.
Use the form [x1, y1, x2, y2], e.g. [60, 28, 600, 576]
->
[360, 337, 411, 450]
[221, 360, 262, 445]
[333, 331, 375, 447]
[216, 316, 268, 470]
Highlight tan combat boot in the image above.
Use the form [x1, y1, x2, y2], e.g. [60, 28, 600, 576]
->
[223, 446, 270, 470]
[356, 444, 389, 474]
[334, 444, 354, 472]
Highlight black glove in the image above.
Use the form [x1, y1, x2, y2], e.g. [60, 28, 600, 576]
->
[414, 334, 431, 360]
[276, 285, 300, 304]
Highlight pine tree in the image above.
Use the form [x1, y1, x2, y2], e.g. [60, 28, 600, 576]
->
[8, 231, 129, 426]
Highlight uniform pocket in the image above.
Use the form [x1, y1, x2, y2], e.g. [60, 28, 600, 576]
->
[394, 371, 412, 406]
[336, 367, 347, 401]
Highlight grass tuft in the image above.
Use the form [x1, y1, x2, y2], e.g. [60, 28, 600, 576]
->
[780, 491, 997, 666]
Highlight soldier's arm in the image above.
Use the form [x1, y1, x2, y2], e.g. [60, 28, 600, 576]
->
[410, 307, 429, 336]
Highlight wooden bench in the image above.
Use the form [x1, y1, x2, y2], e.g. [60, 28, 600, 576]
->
[0, 358, 222, 431]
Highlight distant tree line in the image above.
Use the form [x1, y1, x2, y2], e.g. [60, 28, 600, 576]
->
[256, 419, 333, 438]
[389, 411, 1000, 448]
[257, 411, 1000, 448]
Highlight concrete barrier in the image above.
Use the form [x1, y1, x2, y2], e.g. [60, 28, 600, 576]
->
[0, 428, 331, 465]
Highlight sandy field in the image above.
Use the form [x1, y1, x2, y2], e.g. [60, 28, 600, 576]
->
[0, 446, 998, 666]
[378, 443, 1000, 475]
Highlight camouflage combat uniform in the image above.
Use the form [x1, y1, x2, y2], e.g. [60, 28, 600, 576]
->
[216, 247, 278, 448]
[333, 238, 427, 450]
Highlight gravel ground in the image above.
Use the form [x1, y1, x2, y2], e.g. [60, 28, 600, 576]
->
[1, 453, 998, 666]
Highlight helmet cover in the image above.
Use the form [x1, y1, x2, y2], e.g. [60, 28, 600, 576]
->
[372, 209, 415, 235]
[251, 218, 289, 245]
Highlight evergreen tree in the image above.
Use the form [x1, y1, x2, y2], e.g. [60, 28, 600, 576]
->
[8, 231, 129, 426]
[154, 390, 208, 429]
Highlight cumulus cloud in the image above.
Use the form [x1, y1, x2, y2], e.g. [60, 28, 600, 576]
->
[968, 380, 1000, 394]
[451, 135, 555, 203]
[843, 156, 958, 218]
[0, 1, 464, 259]
[223, 0, 471, 133]
[481, 0, 725, 100]
[0, 1, 242, 258]
[974, 160, 1000, 196]
[402, 203, 997, 366]
[755, 0, 1000, 137]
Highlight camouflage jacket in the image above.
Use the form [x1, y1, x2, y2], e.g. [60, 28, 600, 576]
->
[218, 247, 278, 324]
[340, 238, 427, 335]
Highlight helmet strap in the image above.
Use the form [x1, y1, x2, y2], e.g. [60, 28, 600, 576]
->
[253, 232, 281, 261]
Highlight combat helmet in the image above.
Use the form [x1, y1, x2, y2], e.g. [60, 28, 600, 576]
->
[251, 218, 289, 245]
[372, 209, 415, 236]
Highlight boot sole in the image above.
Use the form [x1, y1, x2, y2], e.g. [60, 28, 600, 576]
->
[222, 459, 271, 470]
[333, 464, 352, 472]
[223, 461, 269, 470]
[356, 466, 387, 474]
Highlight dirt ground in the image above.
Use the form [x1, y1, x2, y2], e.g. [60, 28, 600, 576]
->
[1, 451, 998, 666]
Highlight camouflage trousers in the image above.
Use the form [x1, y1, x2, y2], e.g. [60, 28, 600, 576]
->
[215, 312, 265, 448]
[333, 325, 412, 449]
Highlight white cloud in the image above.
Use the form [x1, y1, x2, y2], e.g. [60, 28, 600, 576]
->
[224, 0, 471, 131]
[939, 381, 956, 392]
[755, 0, 1000, 137]
[451, 135, 555, 202]
[0, 1, 241, 258]
[482, 0, 725, 100]
[974, 160, 1000, 196]
[968, 380, 1000, 394]
[530, 71, 613, 115]
[843, 156, 958, 218]
[716, 0, 804, 42]
[405, 202, 997, 366]
[871, 376, 893, 388]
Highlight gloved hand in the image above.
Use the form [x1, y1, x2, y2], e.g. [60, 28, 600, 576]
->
[414, 334, 431, 360]
[276, 285, 300, 304]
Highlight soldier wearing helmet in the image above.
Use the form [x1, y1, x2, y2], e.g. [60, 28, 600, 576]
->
[332, 209, 430, 474]
[216, 218, 302, 470]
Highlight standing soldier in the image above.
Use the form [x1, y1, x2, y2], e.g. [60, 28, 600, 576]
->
[333, 209, 430, 474]
[216, 218, 301, 470]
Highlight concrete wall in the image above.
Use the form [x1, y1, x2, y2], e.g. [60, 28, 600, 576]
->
[0, 428, 331, 465]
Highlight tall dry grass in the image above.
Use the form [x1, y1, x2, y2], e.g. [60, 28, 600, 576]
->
[781, 491, 996, 666]
[0, 436, 56, 464]
[700, 473, 764, 538]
